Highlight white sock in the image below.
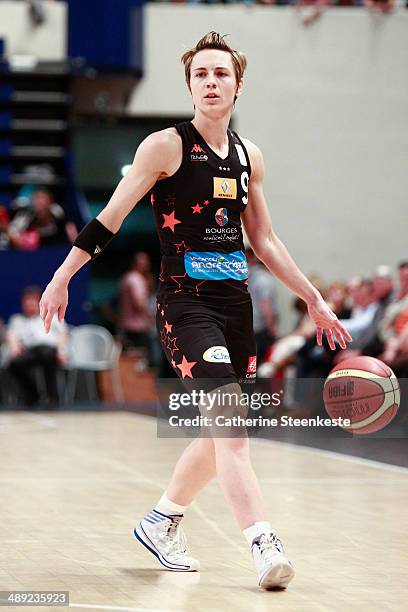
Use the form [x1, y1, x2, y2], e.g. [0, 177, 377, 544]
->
[243, 521, 273, 546]
[154, 493, 187, 516]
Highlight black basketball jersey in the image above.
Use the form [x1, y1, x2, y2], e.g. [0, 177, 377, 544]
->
[151, 121, 252, 302]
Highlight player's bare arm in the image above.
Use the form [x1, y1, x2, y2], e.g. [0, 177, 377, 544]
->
[241, 138, 352, 350]
[39, 129, 182, 332]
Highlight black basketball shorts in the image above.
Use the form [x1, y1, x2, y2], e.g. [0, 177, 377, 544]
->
[156, 296, 257, 388]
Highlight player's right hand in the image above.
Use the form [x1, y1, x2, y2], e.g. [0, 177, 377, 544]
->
[39, 279, 69, 333]
[307, 296, 352, 350]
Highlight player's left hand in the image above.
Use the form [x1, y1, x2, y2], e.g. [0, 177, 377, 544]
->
[307, 297, 352, 350]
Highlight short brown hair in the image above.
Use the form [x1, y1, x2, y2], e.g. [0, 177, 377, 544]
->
[181, 32, 247, 87]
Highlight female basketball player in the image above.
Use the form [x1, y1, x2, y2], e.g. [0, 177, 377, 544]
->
[40, 33, 352, 589]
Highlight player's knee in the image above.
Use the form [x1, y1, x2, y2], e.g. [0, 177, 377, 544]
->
[213, 435, 249, 456]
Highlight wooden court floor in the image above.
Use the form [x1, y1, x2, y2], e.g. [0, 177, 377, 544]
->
[0, 410, 407, 612]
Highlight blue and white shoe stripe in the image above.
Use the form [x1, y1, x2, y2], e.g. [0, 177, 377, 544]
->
[143, 517, 160, 524]
[143, 509, 183, 524]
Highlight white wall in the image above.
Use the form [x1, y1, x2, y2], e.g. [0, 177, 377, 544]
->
[0, 0, 66, 60]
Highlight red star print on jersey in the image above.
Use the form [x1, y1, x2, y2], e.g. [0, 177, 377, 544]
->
[164, 321, 173, 334]
[171, 359, 176, 368]
[193, 280, 207, 297]
[175, 241, 191, 254]
[160, 329, 167, 345]
[150, 193, 155, 206]
[170, 273, 187, 293]
[191, 203, 204, 214]
[176, 355, 197, 379]
[161, 309, 164, 316]
[203, 200, 210, 206]
[162, 211, 181, 232]
[167, 336, 180, 357]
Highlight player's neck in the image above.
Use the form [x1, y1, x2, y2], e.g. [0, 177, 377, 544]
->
[191, 113, 230, 152]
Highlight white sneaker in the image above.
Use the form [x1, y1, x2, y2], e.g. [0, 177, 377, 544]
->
[251, 532, 295, 589]
[134, 509, 200, 572]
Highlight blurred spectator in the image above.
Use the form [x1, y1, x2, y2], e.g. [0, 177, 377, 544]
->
[9, 189, 77, 249]
[0, 205, 11, 250]
[394, 260, 408, 302]
[363, 0, 395, 14]
[385, 323, 408, 377]
[246, 248, 278, 364]
[0, 318, 6, 350]
[6, 286, 68, 407]
[294, 0, 331, 26]
[326, 281, 351, 319]
[379, 261, 408, 366]
[346, 265, 395, 358]
[98, 295, 119, 337]
[330, 279, 378, 364]
[118, 252, 156, 368]
[373, 265, 394, 307]
[338, 278, 379, 349]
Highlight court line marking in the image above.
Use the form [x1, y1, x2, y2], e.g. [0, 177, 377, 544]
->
[21, 411, 57, 428]
[252, 438, 408, 474]
[258, 476, 407, 483]
[69, 605, 179, 612]
[0, 411, 57, 432]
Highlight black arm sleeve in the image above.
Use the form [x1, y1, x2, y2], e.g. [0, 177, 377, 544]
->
[73, 218, 115, 259]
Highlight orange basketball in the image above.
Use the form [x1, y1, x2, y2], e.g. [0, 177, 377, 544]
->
[323, 356, 400, 435]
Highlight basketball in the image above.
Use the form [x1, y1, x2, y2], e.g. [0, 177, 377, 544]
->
[323, 356, 401, 435]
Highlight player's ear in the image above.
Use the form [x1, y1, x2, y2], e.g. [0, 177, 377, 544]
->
[235, 79, 244, 101]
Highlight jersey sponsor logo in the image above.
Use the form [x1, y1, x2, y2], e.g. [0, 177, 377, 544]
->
[203, 346, 231, 364]
[205, 227, 237, 234]
[213, 177, 237, 200]
[191, 154, 208, 162]
[247, 355, 257, 374]
[191, 144, 205, 154]
[203, 226, 239, 243]
[190, 143, 208, 162]
[215, 208, 228, 227]
[184, 250, 248, 281]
